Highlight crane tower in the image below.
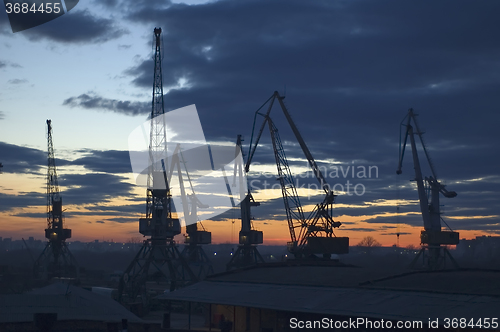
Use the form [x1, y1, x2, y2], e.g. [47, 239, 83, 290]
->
[34, 119, 79, 280]
[397, 108, 459, 269]
[119, 28, 196, 305]
[174, 144, 214, 279]
[247, 92, 349, 259]
[226, 135, 264, 270]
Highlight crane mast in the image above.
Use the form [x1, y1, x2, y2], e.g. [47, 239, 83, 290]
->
[247, 92, 348, 258]
[397, 109, 459, 269]
[119, 28, 196, 306]
[226, 135, 264, 270]
[34, 120, 78, 280]
[146, 28, 173, 238]
[46, 119, 62, 236]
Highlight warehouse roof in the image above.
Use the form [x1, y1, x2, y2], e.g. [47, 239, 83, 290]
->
[159, 265, 500, 323]
[160, 280, 500, 322]
[208, 265, 500, 295]
[0, 283, 141, 323]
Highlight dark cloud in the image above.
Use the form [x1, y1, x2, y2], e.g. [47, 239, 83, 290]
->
[72, 149, 132, 173]
[11, 212, 47, 219]
[0, 141, 73, 174]
[245, 165, 500, 234]
[93, 0, 171, 9]
[93, 0, 120, 7]
[0, 111, 4, 120]
[0, 192, 45, 212]
[0, 143, 135, 176]
[7, 79, 28, 84]
[60, 173, 136, 205]
[8, 197, 143, 220]
[63, 93, 149, 116]
[119, 0, 500, 154]
[0, 142, 140, 213]
[0, 60, 22, 69]
[105, 217, 138, 224]
[85, 203, 143, 214]
[0, 141, 47, 174]
[23, 9, 128, 44]
[343, 227, 378, 233]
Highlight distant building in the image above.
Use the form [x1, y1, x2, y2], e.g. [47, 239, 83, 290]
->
[456, 235, 500, 260]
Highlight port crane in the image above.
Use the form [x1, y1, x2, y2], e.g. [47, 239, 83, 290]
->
[226, 135, 264, 270]
[119, 28, 196, 305]
[397, 108, 459, 269]
[172, 144, 214, 278]
[34, 119, 79, 280]
[247, 92, 348, 259]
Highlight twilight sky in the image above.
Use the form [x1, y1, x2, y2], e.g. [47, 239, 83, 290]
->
[0, 0, 499, 247]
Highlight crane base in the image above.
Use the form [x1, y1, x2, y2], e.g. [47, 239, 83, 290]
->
[181, 244, 214, 279]
[409, 245, 459, 270]
[118, 238, 197, 308]
[226, 245, 265, 271]
[34, 240, 79, 281]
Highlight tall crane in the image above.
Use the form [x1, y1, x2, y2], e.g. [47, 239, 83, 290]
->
[119, 28, 196, 306]
[226, 135, 264, 270]
[34, 119, 79, 280]
[397, 108, 459, 269]
[247, 92, 348, 259]
[172, 144, 214, 278]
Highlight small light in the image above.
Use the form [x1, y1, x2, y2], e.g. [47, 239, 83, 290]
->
[214, 252, 217, 256]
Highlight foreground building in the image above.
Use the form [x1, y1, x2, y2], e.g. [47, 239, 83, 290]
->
[0, 283, 153, 331]
[160, 262, 500, 331]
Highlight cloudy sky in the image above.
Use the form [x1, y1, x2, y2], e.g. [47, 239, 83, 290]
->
[0, 0, 499, 247]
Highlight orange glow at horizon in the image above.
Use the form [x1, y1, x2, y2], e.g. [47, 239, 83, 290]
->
[1, 177, 497, 248]
[0, 212, 496, 248]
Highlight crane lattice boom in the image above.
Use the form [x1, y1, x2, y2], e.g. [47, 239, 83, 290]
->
[247, 92, 348, 257]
